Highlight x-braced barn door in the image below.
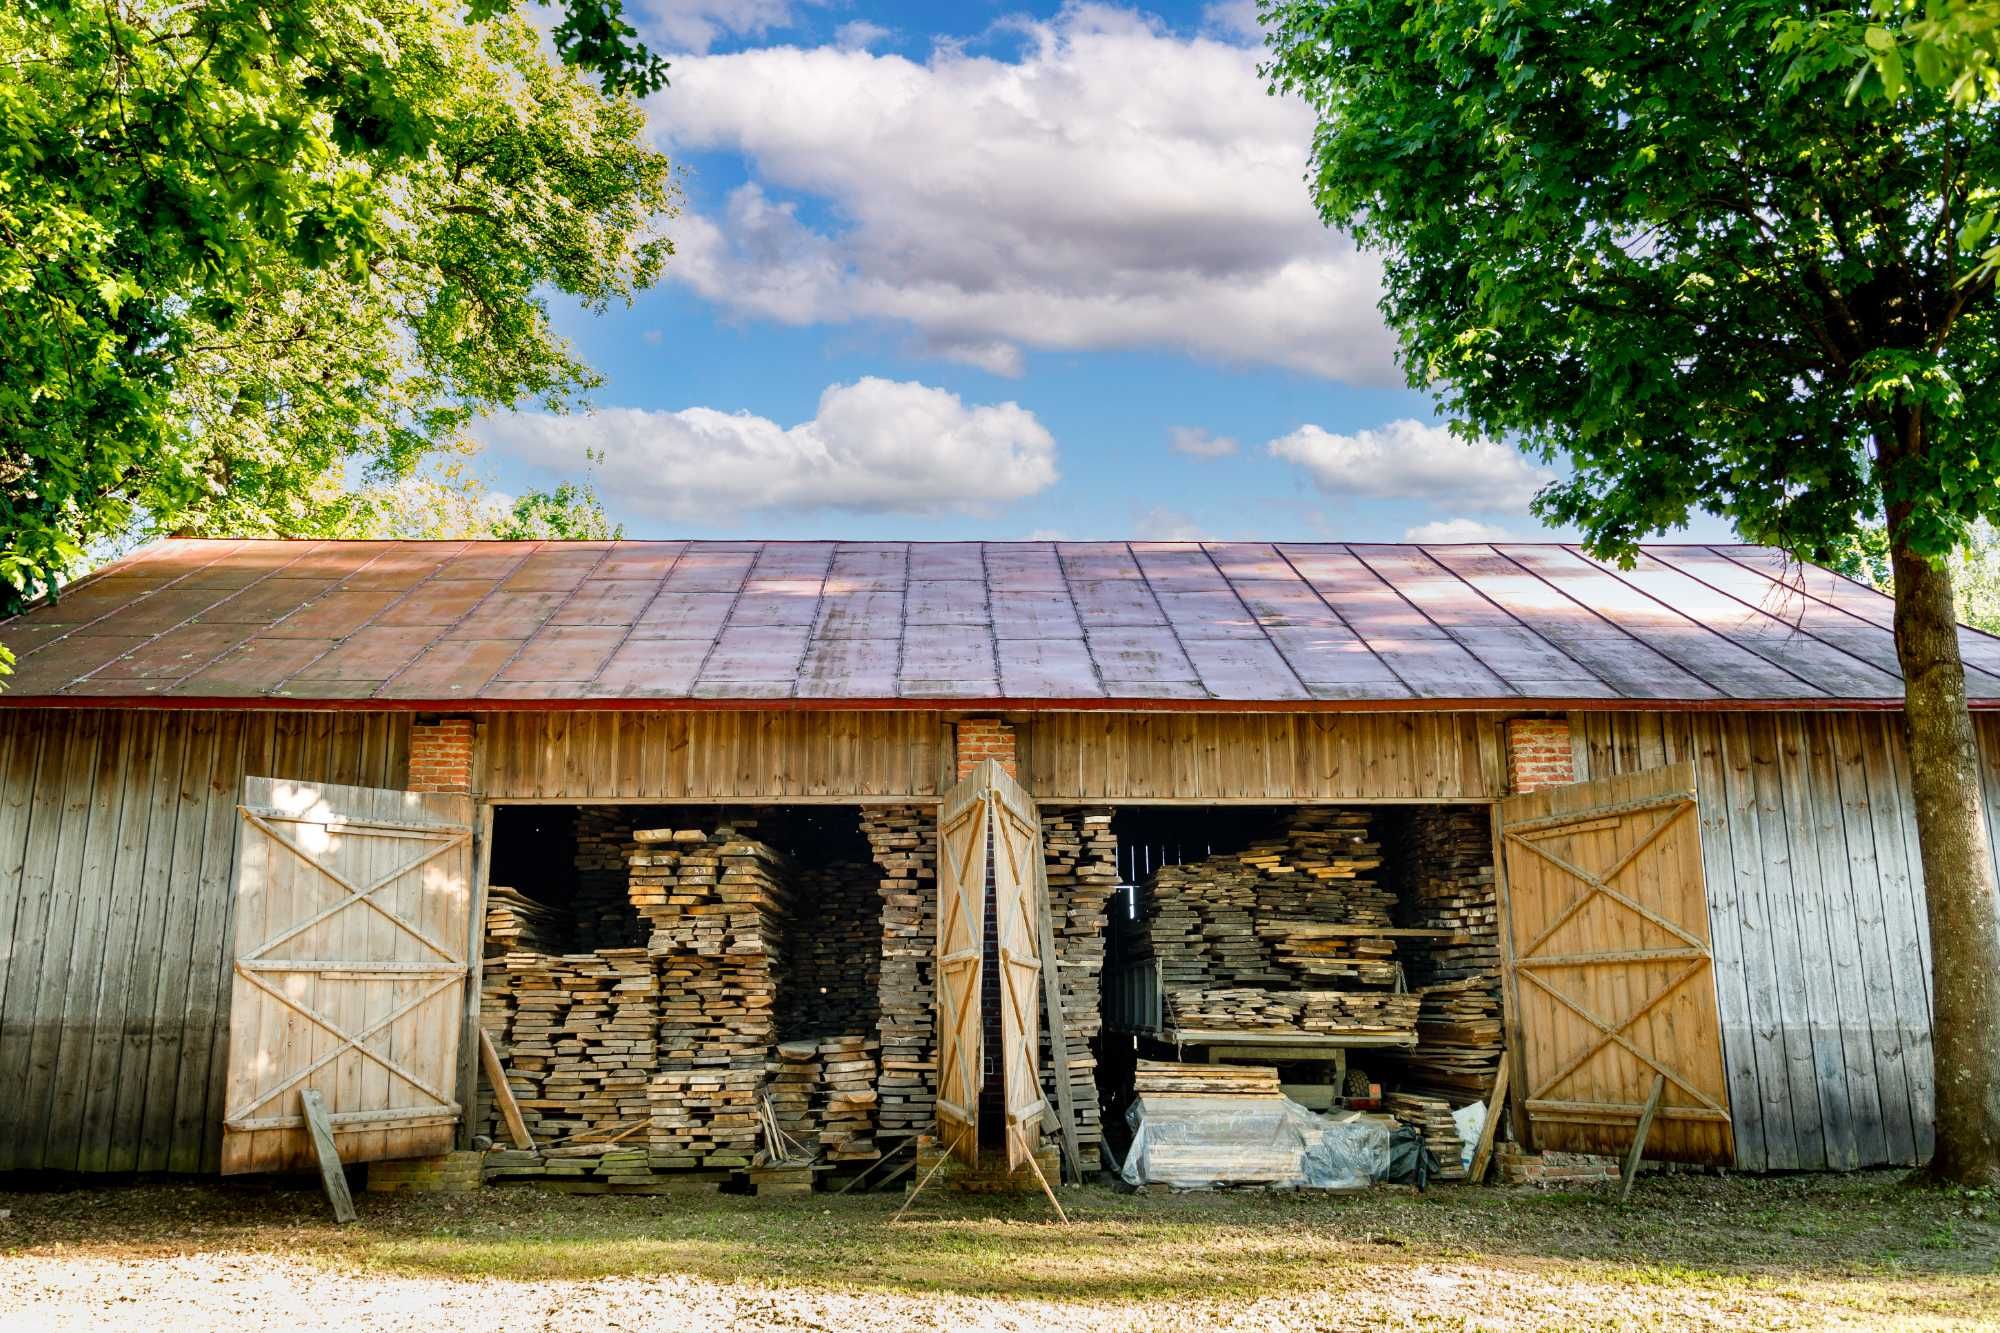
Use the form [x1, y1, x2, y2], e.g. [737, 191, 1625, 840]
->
[987, 763, 1048, 1173]
[221, 777, 474, 1175]
[935, 765, 992, 1167]
[1497, 760, 1735, 1165]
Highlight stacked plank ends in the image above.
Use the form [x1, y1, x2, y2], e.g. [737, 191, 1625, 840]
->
[868, 805, 938, 1143]
[1131, 808, 1418, 1043]
[1038, 806, 1119, 1160]
[766, 1040, 821, 1151]
[1386, 1091, 1468, 1180]
[484, 886, 564, 955]
[815, 1035, 880, 1161]
[480, 948, 659, 1144]
[1165, 987, 1421, 1037]
[648, 1067, 765, 1167]
[1133, 1060, 1283, 1098]
[572, 808, 645, 948]
[1390, 807, 1505, 1101]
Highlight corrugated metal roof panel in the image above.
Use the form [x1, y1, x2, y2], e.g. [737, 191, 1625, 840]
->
[0, 538, 1984, 708]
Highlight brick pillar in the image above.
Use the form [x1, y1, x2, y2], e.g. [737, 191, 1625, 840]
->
[409, 717, 474, 793]
[1506, 717, 1574, 793]
[954, 717, 1016, 780]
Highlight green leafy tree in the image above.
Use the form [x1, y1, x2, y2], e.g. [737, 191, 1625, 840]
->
[0, 1, 673, 615]
[1266, 0, 2000, 1182]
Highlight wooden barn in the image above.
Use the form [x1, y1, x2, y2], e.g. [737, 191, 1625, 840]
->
[0, 537, 1991, 1185]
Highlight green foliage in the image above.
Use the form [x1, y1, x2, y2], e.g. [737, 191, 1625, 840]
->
[1778, 1, 2000, 280]
[1263, 0, 1999, 565]
[468, 0, 670, 98]
[0, 1, 673, 617]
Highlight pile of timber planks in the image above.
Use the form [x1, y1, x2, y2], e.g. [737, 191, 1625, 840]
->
[1385, 1090, 1467, 1180]
[816, 1034, 880, 1161]
[1396, 974, 1505, 1101]
[648, 1067, 765, 1167]
[1039, 806, 1119, 1159]
[868, 805, 938, 1143]
[484, 886, 564, 955]
[1398, 807, 1500, 983]
[1164, 986, 1421, 1037]
[1132, 1060, 1283, 1098]
[1135, 808, 1397, 994]
[767, 1040, 821, 1151]
[482, 948, 659, 1144]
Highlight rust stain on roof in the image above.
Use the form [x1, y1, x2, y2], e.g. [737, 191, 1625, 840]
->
[0, 538, 1990, 709]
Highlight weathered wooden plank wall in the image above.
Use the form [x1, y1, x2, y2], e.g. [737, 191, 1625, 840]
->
[471, 711, 950, 800]
[1020, 712, 1505, 801]
[0, 708, 409, 1174]
[1569, 711, 1948, 1173]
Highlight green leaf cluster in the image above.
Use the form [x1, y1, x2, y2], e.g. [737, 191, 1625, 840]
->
[0, 1, 674, 615]
[1263, 0, 1998, 564]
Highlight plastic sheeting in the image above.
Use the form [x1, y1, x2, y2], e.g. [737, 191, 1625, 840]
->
[1120, 1094, 1393, 1191]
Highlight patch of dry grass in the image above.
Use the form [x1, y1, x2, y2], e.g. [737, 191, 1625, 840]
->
[1, 1170, 1996, 1328]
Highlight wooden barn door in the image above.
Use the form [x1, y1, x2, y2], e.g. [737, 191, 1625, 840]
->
[221, 777, 474, 1175]
[934, 765, 991, 1167]
[987, 763, 1048, 1172]
[1498, 760, 1735, 1165]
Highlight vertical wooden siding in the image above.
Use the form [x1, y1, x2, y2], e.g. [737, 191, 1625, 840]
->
[1569, 711, 1944, 1172]
[0, 709, 409, 1174]
[1021, 712, 1504, 801]
[471, 711, 950, 800]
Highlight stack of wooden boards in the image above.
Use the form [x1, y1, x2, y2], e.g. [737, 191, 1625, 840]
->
[1391, 807, 1505, 1100]
[1134, 809, 1418, 1041]
[484, 886, 564, 955]
[629, 824, 798, 1166]
[1133, 1059, 1283, 1097]
[1038, 806, 1119, 1162]
[816, 1034, 880, 1161]
[1385, 1090, 1468, 1180]
[479, 947, 659, 1145]
[868, 805, 938, 1144]
[1165, 987, 1421, 1036]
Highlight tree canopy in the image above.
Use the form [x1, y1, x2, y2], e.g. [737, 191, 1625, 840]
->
[0, 0, 673, 614]
[1264, 0, 1997, 564]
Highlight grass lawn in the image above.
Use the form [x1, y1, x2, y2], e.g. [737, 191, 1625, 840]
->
[1, 1170, 1996, 1328]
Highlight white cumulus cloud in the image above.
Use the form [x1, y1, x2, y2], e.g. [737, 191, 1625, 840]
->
[479, 378, 1058, 521]
[1267, 419, 1554, 511]
[649, 7, 1395, 381]
[1402, 518, 1515, 543]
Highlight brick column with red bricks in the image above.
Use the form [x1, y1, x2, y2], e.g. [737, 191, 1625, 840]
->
[1506, 716, 1574, 794]
[954, 717, 1017, 781]
[409, 717, 475, 793]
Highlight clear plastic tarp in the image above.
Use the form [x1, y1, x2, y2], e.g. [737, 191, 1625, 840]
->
[1120, 1094, 1394, 1190]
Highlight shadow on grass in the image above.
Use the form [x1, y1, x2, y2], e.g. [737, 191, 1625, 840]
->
[4, 1171, 1996, 1306]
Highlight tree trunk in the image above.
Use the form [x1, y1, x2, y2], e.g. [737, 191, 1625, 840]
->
[1889, 535, 2000, 1185]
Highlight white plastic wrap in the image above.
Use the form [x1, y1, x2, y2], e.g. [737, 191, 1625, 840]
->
[1120, 1094, 1393, 1190]
[1452, 1101, 1487, 1170]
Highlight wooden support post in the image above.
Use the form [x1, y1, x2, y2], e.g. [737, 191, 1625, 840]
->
[1621, 1072, 1667, 1202]
[1033, 848, 1084, 1184]
[1467, 1058, 1510, 1185]
[300, 1089, 357, 1224]
[478, 1029, 535, 1150]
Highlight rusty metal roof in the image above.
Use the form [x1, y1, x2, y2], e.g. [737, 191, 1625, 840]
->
[0, 538, 1987, 709]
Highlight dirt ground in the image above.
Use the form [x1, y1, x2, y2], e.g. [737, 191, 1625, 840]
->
[1, 1170, 1996, 1330]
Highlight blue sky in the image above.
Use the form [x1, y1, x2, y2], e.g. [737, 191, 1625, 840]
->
[479, 0, 1733, 545]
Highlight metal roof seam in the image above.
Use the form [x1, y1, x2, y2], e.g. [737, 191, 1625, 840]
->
[576, 540, 691, 699]
[1398, 541, 1619, 697]
[1487, 543, 1739, 700]
[1202, 540, 1315, 701]
[1564, 544, 1833, 699]
[1342, 542, 1527, 700]
[1122, 539, 1212, 701]
[1648, 546, 1908, 693]
[1269, 543, 1416, 697]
